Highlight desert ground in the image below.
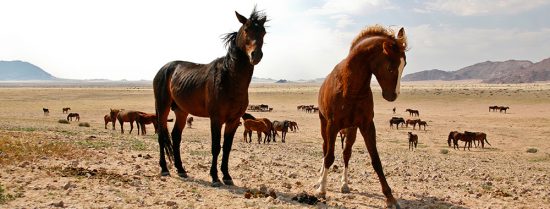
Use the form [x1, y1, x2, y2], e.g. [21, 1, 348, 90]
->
[1, 82, 549, 209]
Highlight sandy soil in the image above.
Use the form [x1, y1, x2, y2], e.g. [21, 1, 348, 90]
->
[0, 82, 549, 209]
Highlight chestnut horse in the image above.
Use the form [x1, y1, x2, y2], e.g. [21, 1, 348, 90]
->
[243, 119, 270, 143]
[137, 112, 158, 135]
[315, 25, 407, 208]
[153, 8, 266, 186]
[62, 107, 71, 114]
[104, 114, 113, 129]
[113, 109, 143, 134]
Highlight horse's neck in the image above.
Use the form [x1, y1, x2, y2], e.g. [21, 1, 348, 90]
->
[341, 53, 373, 98]
[222, 51, 254, 90]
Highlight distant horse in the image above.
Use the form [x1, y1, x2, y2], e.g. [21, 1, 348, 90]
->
[389, 117, 405, 129]
[186, 117, 194, 129]
[137, 112, 158, 135]
[109, 109, 122, 130]
[405, 109, 419, 117]
[408, 132, 418, 151]
[67, 113, 80, 121]
[43, 108, 49, 116]
[288, 121, 299, 132]
[417, 120, 428, 131]
[243, 119, 270, 143]
[392, 107, 396, 114]
[315, 25, 406, 208]
[116, 110, 143, 134]
[405, 119, 420, 129]
[499, 106, 509, 113]
[153, 8, 266, 186]
[489, 105, 499, 112]
[104, 114, 114, 129]
[272, 120, 290, 143]
[448, 131, 473, 150]
[62, 107, 71, 114]
[465, 131, 491, 148]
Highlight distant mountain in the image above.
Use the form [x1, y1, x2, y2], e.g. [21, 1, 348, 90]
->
[403, 59, 550, 83]
[0, 61, 56, 81]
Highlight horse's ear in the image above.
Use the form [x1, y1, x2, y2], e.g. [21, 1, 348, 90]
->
[235, 11, 248, 24]
[259, 16, 267, 26]
[382, 41, 395, 57]
[397, 27, 405, 39]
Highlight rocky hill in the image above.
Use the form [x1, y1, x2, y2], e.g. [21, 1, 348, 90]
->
[403, 58, 550, 83]
[0, 61, 56, 81]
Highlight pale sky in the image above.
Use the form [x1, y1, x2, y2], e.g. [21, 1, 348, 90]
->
[1, 0, 549, 81]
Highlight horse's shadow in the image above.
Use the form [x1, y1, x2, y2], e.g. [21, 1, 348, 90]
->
[174, 176, 468, 208]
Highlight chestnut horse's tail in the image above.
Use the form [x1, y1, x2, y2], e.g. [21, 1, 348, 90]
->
[153, 61, 180, 163]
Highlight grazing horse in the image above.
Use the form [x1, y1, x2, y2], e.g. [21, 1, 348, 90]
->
[67, 113, 80, 121]
[315, 25, 407, 208]
[288, 121, 299, 132]
[243, 119, 270, 143]
[109, 109, 122, 130]
[272, 120, 290, 143]
[186, 117, 194, 129]
[104, 114, 114, 129]
[43, 108, 49, 116]
[405, 119, 420, 129]
[489, 105, 499, 112]
[499, 106, 509, 113]
[448, 131, 473, 150]
[405, 109, 419, 117]
[417, 120, 428, 131]
[153, 8, 266, 186]
[465, 131, 491, 148]
[62, 107, 71, 114]
[116, 110, 143, 134]
[408, 132, 418, 151]
[389, 117, 405, 129]
[137, 112, 158, 135]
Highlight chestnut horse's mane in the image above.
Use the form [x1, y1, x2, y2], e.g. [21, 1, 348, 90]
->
[349, 25, 408, 51]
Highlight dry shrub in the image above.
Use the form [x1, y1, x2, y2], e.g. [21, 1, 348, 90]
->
[78, 122, 90, 127]
[0, 133, 89, 165]
[58, 119, 70, 124]
[526, 148, 538, 153]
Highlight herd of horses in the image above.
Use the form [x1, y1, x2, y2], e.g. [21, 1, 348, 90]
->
[42, 107, 80, 121]
[489, 105, 510, 113]
[389, 116, 428, 130]
[448, 131, 491, 150]
[297, 105, 319, 113]
[241, 112, 298, 144]
[247, 104, 273, 112]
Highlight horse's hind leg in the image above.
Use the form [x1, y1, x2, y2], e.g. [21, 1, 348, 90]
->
[341, 127, 357, 193]
[360, 122, 399, 208]
[221, 118, 240, 186]
[171, 110, 189, 178]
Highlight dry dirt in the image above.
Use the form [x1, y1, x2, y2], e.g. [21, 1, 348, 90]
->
[0, 82, 549, 209]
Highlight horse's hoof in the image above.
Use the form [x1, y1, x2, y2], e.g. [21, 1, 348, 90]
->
[223, 179, 234, 186]
[160, 171, 170, 176]
[178, 172, 188, 179]
[341, 184, 350, 193]
[211, 181, 223, 187]
[386, 198, 401, 209]
[314, 189, 326, 198]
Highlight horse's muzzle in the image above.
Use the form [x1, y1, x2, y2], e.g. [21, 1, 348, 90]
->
[250, 50, 263, 65]
[382, 91, 398, 102]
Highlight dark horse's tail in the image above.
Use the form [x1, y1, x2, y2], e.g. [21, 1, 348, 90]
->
[447, 132, 453, 147]
[153, 61, 180, 163]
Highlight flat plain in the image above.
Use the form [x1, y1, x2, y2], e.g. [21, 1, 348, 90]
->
[0, 82, 549, 208]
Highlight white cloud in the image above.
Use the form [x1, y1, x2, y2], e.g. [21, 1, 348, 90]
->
[308, 0, 394, 15]
[421, 0, 550, 16]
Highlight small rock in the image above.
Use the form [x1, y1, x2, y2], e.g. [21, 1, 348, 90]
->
[114, 182, 122, 187]
[166, 201, 177, 206]
[64, 182, 77, 190]
[138, 154, 143, 157]
[288, 173, 298, 178]
[143, 154, 153, 159]
[259, 184, 268, 194]
[51, 201, 64, 207]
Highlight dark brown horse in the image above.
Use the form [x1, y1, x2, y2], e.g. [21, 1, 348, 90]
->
[405, 119, 420, 129]
[389, 117, 405, 129]
[448, 131, 473, 150]
[498, 106, 509, 113]
[408, 132, 418, 151]
[417, 120, 428, 131]
[272, 120, 290, 143]
[186, 117, 194, 129]
[153, 8, 266, 186]
[62, 107, 71, 114]
[489, 105, 499, 112]
[315, 25, 406, 208]
[43, 108, 49, 116]
[109, 109, 122, 130]
[465, 131, 491, 148]
[67, 113, 80, 121]
[405, 108, 419, 117]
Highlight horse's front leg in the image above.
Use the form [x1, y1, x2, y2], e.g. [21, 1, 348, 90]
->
[315, 119, 338, 198]
[210, 119, 223, 187]
[129, 121, 134, 134]
[221, 118, 240, 186]
[341, 127, 357, 193]
[360, 121, 400, 209]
